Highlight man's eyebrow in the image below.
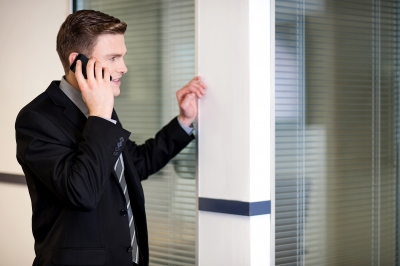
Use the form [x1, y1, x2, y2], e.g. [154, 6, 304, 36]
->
[107, 52, 128, 57]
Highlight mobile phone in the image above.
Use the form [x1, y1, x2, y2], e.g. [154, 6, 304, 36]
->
[70, 54, 112, 81]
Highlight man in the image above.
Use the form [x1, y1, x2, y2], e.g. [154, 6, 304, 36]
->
[15, 10, 206, 266]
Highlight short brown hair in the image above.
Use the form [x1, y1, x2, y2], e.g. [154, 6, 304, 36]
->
[56, 10, 127, 74]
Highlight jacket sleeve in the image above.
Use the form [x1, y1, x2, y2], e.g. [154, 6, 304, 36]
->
[125, 117, 194, 181]
[16, 111, 131, 212]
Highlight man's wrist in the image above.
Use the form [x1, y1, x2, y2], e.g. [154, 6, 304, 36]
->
[99, 116, 117, 125]
[177, 115, 194, 127]
[177, 116, 194, 135]
[88, 111, 112, 119]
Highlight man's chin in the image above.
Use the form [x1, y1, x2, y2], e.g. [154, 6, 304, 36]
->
[113, 87, 121, 97]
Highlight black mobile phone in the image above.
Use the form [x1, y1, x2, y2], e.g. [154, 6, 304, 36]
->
[70, 54, 112, 81]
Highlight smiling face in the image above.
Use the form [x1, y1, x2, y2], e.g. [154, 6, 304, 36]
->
[90, 34, 128, 97]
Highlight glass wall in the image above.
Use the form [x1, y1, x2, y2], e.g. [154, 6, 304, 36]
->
[275, 0, 400, 265]
[76, 1, 196, 265]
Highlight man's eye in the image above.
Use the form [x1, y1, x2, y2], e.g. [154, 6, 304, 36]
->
[110, 57, 116, 61]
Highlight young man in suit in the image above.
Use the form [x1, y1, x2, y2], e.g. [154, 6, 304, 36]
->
[15, 10, 206, 266]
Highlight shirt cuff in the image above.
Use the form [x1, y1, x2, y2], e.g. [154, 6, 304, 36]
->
[177, 117, 194, 135]
[101, 117, 117, 125]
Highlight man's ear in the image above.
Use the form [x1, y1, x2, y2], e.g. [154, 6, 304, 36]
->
[68, 52, 79, 66]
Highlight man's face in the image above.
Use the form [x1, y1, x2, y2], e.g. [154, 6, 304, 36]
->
[91, 34, 128, 97]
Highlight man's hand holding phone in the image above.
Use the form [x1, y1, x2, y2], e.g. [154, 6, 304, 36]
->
[72, 55, 114, 119]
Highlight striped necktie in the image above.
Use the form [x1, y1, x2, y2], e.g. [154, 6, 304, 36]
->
[114, 154, 139, 263]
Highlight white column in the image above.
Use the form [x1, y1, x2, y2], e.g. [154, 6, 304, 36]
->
[196, 0, 275, 265]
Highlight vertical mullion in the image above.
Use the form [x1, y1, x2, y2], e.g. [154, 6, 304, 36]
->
[372, 0, 382, 264]
[395, 0, 400, 264]
[377, 0, 381, 264]
[296, 0, 306, 264]
[372, 0, 376, 263]
[72, 0, 77, 12]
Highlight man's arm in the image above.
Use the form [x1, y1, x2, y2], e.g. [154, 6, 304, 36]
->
[16, 112, 130, 212]
[125, 117, 194, 180]
[74, 59, 207, 180]
[125, 76, 207, 179]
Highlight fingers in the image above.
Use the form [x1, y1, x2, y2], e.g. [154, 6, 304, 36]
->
[189, 82, 206, 97]
[180, 92, 197, 109]
[75, 60, 87, 90]
[177, 76, 207, 100]
[89, 58, 108, 81]
[86, 57, 95, 80]
[189, 76, 207, 96]
[191, 76, 207, 90]
[75, 57, 110, 84]
[103, 67, 111, 82]
[94, 59, 103, 81]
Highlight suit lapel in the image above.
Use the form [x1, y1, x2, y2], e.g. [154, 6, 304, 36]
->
[46, 83, 144, 208]
[111, 110, 123, 128]
[46, 81, 87, 132]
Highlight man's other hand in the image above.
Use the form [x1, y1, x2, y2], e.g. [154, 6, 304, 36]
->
[176, 76, 207, 127]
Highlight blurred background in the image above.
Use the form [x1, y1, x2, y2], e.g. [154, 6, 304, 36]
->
[275, 0, 399, 265]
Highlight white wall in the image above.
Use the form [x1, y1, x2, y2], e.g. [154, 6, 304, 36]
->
[0, 0, 70, 264]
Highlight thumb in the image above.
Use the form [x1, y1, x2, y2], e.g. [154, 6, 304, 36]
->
[180, 93, 196, 109]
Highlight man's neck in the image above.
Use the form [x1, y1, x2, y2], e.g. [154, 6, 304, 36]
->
[65, 72, 81, 91]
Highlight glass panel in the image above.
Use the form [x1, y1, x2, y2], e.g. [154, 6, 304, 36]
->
[275, 0, 400, 265]
[76, 1, 196, 265]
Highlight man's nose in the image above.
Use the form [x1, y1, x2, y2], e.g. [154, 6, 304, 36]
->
[118, 60, 128, 74]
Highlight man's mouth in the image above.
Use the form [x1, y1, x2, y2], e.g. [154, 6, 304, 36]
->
[112, 78, 121, 84]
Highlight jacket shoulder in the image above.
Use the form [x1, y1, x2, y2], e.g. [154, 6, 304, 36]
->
[16, 81, 62, 120]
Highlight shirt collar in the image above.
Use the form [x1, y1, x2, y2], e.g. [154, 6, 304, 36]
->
[59, 76, 89, 118]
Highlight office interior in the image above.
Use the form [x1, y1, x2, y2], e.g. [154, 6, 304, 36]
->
[0, 0, 398, 265]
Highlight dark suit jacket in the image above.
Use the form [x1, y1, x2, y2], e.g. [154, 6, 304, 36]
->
[15, 81, 193, 266]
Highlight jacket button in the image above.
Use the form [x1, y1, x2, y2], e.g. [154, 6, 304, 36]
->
[127, 246, 133, 253]
[120, 209, 127, 216]
[120, 137, 125, 142]
[113, 151, 119, 156]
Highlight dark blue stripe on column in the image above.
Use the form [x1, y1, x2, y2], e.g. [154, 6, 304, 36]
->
[198, 197, 271, 216]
